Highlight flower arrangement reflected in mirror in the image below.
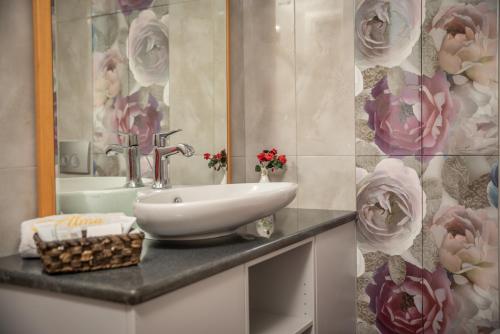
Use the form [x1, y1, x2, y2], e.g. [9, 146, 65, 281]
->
[204, 149, 228, 184]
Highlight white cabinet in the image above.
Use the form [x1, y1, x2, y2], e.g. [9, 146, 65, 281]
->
[247, 241, 314, 334]
[0, 221, 355, 334]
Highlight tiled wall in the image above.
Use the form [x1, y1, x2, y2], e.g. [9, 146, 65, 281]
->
[355, 0, 499, 333]
[0, 0, 37, 256]
[230, 0, 356, 211]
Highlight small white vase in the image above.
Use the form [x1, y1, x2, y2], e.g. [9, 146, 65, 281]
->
[220, 169, 227, 184]
[259, 168, 270, 183]
[256, 168, 274, 237]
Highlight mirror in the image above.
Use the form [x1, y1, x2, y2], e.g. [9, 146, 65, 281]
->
[48, 0, 230, 215]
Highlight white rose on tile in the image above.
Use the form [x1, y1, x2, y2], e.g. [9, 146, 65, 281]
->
[128, 10, 169, 87]
[356, 158, 426, 255]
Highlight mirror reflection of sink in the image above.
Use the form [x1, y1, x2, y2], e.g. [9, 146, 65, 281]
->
[133, 182, 298, 240]
[56, 177, 151, 216]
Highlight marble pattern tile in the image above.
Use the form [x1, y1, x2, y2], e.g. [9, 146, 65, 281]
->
[0, 0, 36, 169]
[213, 0, 228, 153]
[170, 88, 215, 156]
[295, 0, 354, 156]
[169, 1, 214, 95]
[170, 154, 218, 185]
[297, 156, 355, 210]
[55, 18, 93, 143]
[229, 0, 246, 158]
[0, 167, 37, 257]
[242, 0, 297, 156]
[54, 0, 91, 22]
[231, 156, 246, 183]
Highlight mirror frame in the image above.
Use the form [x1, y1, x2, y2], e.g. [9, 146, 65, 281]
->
[33, 0, 232, 216]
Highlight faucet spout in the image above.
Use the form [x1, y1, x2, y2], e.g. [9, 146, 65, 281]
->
[105, 144, 124, 156]
[152, 140, 195, 189]
[104, 136, 144, 188]
[157, 143, 195, 159]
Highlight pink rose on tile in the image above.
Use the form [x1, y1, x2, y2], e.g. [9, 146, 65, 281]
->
[357, 158, 425, 255]
[104, 91, 163, 154]
[431, 206, 498, 292]
[366, 262, 456, 334]
[447, 80, 498, 155]
[365, 69, 458, 157]
[355, 0, 422, 69]
[429, 1, 498, 86]
[93, 49, 126, 108]
[128, 10, 169, 87]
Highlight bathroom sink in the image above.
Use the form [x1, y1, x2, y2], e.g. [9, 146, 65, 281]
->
[133, 182, 298, 240]
[57, 177, 150, 216]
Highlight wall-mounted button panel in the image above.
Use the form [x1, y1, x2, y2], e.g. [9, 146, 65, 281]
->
[59, 141, 90, 174]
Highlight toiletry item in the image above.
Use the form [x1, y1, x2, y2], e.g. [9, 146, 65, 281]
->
[87, 223, 122, 238]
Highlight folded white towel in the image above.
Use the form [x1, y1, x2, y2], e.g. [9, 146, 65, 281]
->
[19, 213, 136, 258]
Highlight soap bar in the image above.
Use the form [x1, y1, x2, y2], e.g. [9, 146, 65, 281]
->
[86, 223, 122, 237]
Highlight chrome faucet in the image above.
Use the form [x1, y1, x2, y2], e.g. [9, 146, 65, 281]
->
[105, 133, 144, 188]
[152, 129, 195, 189]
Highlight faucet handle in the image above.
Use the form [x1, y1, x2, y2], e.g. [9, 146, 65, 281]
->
[117, 132, 139, 147]
[153, 129, 182, 147]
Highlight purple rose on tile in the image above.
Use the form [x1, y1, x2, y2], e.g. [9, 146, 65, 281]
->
[104, 91, 163, 154]
[365, 69, 458, 157]
[118, 0, 153, 14]
[367, 262, 456, 334]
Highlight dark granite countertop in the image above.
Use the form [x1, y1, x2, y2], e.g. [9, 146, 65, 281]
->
[0, 208, 355, 305]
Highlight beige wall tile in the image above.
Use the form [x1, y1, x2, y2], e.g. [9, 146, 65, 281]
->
[230, 0, 246, 157]
[0, 0, 36, 170]
[297, 156, 355, 210]
[55, 18, 93, 142]
[170, 88, 215, 155]
[243, 0, 297, 156]
[231, 156, 246, 183]
[295, 0, 354, 156]
[170, 154, 217, 185]
[169, 1, 214, 95]
[54, 0, 91, 22]
[0, 167, 37, 256]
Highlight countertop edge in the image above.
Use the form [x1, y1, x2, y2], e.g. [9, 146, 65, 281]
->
[0, 211, 357, 305]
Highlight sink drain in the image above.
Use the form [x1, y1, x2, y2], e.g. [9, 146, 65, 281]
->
[173, 197, 183, 203]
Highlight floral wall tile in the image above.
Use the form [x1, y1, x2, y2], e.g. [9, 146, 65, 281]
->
[422, 155, 499, 332]
[355, 0, 499, 332]
[422, 0, 498, 157]
[355, 0, 423, 158]
[356, 156, 425, 333]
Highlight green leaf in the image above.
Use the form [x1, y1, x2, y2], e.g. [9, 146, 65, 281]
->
[255, 165, 261, 172]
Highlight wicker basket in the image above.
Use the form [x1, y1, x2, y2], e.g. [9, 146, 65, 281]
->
[33, 232, 145, 274]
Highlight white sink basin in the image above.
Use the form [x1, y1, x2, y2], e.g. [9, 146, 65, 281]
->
[133, 182, 298, 240]
[57, 177, 150, 216]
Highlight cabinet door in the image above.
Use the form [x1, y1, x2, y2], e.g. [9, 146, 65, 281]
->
[133, 266, 246, 334]
[315, 221, 356, 333]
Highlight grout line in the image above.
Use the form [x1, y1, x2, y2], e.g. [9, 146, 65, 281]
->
[0, 166, 37, 172]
